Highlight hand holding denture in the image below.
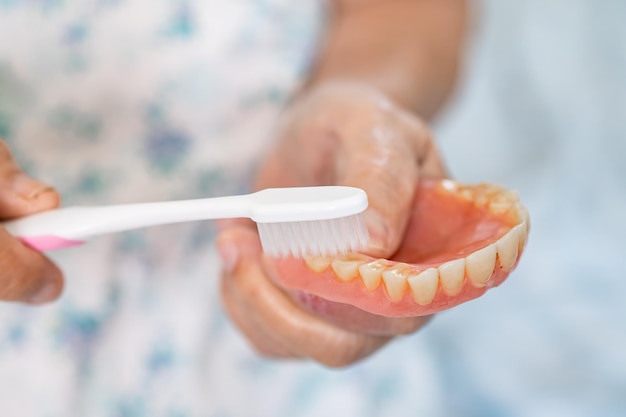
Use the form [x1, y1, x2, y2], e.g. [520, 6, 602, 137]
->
[263, 82, 529, 318]
[218, 82, 451, 365]
[218, 82, 530, 365]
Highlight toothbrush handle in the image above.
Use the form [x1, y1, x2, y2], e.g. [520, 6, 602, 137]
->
[84, 194, 253, 232]
[3, 194, 252, 245]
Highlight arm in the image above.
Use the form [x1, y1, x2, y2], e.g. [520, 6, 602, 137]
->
[308, 0, 468, 118]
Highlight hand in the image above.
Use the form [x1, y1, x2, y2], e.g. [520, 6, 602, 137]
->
[0, 140, 63, 304]
[217, 81, 447, 367]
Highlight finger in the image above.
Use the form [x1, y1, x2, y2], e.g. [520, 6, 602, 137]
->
[0, 228, 64, 304]
[0, 141, 60, 219]
[337, 126, 421, 258]
[217, 227, 391, 367]
[215, 217, 256, 233]
[339, 115, 448, 258]
[218, 231, 299, 359]
[220, 273, 300, 359]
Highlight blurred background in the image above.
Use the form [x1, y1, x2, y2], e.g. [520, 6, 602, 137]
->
[431, 0, 626, 415]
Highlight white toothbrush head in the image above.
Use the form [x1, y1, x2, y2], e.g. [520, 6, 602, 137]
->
[250, 187, 369, 258]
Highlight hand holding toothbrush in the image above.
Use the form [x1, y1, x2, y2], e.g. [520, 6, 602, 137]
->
[217, 81, 448, 367]
[0, 141, 64, 304]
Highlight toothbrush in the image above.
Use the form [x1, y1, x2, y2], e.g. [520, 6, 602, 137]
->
[3, 186, 369, 258]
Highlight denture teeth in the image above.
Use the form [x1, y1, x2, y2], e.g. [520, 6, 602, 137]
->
[520, 204, 530, 234]
[489, 201, 512, 215]
[407, 268, 439, 305]
[505, 189, 520, 201]
[358, 259, 387, 291]
[475, 194, 489, 207]
[515, 202, 531, 232]
[438, 258, 466, 296]
[513, 223, 528, 251]
[459, 189, 474, 202]
[466, 244, 497, 287]
[496, 228, 519, 271]
[304, 256, 332, 273]
[489, 191, 518, 215]
[382, 263, 411, 302]
[331, 255, 367, 282]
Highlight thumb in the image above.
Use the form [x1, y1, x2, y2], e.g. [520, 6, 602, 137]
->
[337, 122, 446, 259]
[0, 142, 60, 219]
[360, 184, 416, 259]
[340, 159, 418, 259]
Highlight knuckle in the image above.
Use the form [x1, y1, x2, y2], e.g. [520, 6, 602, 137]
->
[362, 164, 415, 203]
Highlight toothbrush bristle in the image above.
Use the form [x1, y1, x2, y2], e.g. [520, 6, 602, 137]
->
[257, 214, 369, 258]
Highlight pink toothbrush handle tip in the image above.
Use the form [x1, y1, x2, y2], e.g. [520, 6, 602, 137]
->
[18, 235, 85, 251]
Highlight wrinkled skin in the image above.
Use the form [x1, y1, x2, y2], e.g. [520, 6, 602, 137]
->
[217, 81, 447, 367]
[0, 141, 64, 304]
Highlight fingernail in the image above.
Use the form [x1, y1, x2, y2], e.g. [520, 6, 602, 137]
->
[27, 280, 60, 304]
[364, 210, 389, 253]
[217, 239, 239, 274]
[12, 173, 54, 201]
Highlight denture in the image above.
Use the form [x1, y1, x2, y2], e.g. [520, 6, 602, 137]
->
[270, 179, 530, 317]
